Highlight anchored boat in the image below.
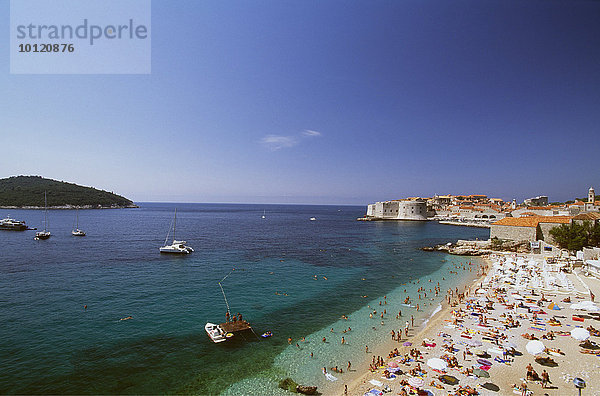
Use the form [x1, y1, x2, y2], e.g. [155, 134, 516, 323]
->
[35, 191, 51, 240]
[159, 208, 193, 254]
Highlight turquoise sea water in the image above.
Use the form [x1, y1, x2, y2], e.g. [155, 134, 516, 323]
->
[0, 203, 488, 394]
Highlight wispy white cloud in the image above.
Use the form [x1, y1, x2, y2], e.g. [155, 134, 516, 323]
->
[260, 135, 298, 151]
[302, 129, 322, 137]
[261, 129, 323, 151]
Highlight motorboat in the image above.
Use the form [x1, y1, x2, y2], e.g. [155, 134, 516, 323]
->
[159, 208, 193, 254]
[205, 322, 227, 343]
[0, 215, 27, 231]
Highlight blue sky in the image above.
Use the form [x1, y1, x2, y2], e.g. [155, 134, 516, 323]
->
[1, 0, 599, 204]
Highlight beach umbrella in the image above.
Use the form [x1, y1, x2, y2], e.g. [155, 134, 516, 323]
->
[439, 374, 459, 385]
[426, 358, 448, 371]
[482, 382, 500, 391]
[571, 327, 590, 341]
[547, 302, 560, 310]
[525, 340, 545, 355]
[476, 288, 487, 294]
[403, 341, 412, 346]
[464, 339, 483, 347]
[388, 361, 399, 368]
[476, 358, 492, 366]
[408, 377, 424, 388]
[571, 301, 600, 311]
[473, 368, 490, 378]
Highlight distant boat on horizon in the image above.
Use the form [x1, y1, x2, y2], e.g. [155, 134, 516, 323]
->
[0, 215, 27, 231]
[262, 209, 266, 219]
[309, 217, 316, 221]
[159, 208, 193, 254]
[72, 208, 86, 236]
[35, 191, 51, 240]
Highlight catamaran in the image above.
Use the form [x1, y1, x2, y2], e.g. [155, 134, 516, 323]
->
[159, 208, 193, 254]
[35, 191, 51, 240]
[72, 208, 86, 236]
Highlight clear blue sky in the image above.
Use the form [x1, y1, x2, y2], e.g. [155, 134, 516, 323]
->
[2, 0, 599, 204]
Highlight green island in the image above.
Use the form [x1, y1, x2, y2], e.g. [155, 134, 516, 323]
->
[0, 176, 137, 208]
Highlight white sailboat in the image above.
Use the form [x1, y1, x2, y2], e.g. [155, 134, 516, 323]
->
[35, 191, 51, 240]
[262, 209, 266, 219]
[159, 208, 193, 254]
[72, 208, 86, 236]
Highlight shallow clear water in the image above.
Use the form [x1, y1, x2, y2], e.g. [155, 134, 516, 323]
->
[0, 203, 488, 394]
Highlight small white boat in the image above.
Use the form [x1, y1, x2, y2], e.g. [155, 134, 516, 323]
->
[35, 191, 51, 240]
[309, 217, 316, 221]
[262, 209, 266, 219]
[205, 322, 227, 343]
[72, 208, 86, 236]
[159, 208, 193, 254]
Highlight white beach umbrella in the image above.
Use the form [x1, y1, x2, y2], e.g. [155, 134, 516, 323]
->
[426, 358, 448, 371]
[476, 288, 487, 294]
[571, 301, 600, 311]
[571, 327, 590, 341]
[525, 340, 545, 355]
[408, 377, 424, 388]
[464, 339, 483, 347]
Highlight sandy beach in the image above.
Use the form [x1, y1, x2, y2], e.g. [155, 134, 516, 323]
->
[330, 253, 600, 396]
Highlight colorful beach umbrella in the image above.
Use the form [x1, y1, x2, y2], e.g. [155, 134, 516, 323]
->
[525, 340, 545, 355]
[426, 358, 448, 371]
[476, 358, 492, 366]
[388, 361, 399, 368]
[408, 377, 424, 388]
[571, 327, 590, 341]
[473, 368, 490, 378]
[547, 302, 561, 310]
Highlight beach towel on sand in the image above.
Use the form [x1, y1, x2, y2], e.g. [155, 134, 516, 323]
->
[364, 390, 383, 396]
[325, 373, 338, 381]
[369, 379, 384, 387]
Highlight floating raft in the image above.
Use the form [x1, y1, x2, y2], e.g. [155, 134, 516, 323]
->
[220, 320, 253, 333]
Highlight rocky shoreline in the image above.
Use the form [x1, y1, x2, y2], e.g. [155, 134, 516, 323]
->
[422, 238, 530, 255]
[0, 204, 139, 209]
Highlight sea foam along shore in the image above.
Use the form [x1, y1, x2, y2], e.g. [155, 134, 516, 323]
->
[340, 253, 600, 396]
[326, 258, 488, 396]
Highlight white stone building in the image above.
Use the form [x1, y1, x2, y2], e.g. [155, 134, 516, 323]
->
[366, 199, 428, 221]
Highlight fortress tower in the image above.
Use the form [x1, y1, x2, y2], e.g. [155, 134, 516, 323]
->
[589, 187, 596, 203]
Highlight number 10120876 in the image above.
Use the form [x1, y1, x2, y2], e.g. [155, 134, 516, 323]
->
[18, 43, 74, 53]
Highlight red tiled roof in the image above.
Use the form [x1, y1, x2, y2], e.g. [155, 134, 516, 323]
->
[492, 216, 572, 228]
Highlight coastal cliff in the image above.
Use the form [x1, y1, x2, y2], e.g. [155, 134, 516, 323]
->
[0, 176, 137, 209]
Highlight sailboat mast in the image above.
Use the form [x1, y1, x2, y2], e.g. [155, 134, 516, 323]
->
[44, 191, 48, 232]
[173, 208, 177, 242]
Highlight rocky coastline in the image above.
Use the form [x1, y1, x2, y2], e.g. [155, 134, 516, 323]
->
[422, 238, 530, 255]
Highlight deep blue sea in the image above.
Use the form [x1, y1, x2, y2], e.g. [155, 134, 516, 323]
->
[0, 203, 489, 394]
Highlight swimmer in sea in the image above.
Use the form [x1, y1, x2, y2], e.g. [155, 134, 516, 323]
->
[120, 316, 133, 321]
